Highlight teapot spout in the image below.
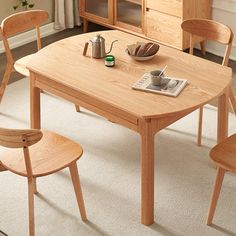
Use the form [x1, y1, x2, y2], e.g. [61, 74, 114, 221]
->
[106, 40, 118, 54]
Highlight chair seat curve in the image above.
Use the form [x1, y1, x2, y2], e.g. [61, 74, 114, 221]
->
[210, 134, 236, 172]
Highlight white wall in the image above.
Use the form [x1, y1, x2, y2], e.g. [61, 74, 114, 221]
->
[0, 0, 54, 23]
[209, 0, 236, 60]
[0, 0, 56, 53]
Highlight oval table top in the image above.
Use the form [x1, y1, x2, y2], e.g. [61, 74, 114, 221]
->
[27, 30, 232, 119]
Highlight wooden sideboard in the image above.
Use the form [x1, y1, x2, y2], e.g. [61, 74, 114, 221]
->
[79, 0, 211, 50]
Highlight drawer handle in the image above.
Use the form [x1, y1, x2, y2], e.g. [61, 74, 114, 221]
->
[146, 7, 150, 12]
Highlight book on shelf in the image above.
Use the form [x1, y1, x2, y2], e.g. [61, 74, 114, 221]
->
[132, 73, 188, 97]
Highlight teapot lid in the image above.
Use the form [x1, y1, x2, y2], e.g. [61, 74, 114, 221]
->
[91, 34, 105, 43]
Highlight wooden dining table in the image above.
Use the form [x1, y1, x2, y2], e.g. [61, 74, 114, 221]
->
[27, 30, 232, 226]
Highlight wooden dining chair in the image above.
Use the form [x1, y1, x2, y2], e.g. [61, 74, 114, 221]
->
[181, 18, 235, 146]
[0, 128, 87, 236]
[0, 10, 49, 104]
[0, 10, 82, 111]
[206, 134, 236, 225]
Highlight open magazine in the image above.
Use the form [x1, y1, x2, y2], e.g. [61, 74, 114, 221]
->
[132, 73, 188, 97]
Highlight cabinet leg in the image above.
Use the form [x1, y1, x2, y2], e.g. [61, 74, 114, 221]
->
[200, 41, 206, 56]
[83, 19, 88, 33]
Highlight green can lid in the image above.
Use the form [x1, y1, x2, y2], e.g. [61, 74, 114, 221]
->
[105, 55, 115, 61]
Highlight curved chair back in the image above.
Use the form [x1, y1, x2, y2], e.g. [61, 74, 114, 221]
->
[0, 128, 43, 148]
[0, 10, 49, 104]
[0, 127, 43, 176]
[0, 10, 49, 62]
[181, 18, 234, 66]
[1, 10, 49, 38]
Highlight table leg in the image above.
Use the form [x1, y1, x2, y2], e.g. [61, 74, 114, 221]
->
[30, 73, 41, 129]
[217, 87, 229, 144]
[140, 119, 155, 225]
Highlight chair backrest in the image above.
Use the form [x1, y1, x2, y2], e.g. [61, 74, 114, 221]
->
[181, 18, 234, 66]
[1, 10, 49, 38]
[0, 128, 43, 148]
[0, 10, 49, 63]
[0, 127, 43, 177]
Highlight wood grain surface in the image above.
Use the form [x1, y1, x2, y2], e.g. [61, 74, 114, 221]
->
[27, 30, 232, 119]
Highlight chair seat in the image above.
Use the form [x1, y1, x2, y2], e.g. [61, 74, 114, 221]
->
[210, 134, 236, 172]
[0, 130, 83, 177]
[14, 54, 36, 77]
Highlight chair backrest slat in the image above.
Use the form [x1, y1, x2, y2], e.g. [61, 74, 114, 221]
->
[181, 18, 234, 66]
[181, 19, 233, 45]
[0, 10, 49, 72]
[0, 128, 43, 148]
[0, 10, 49, 38]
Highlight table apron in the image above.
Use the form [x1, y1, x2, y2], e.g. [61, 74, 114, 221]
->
[32, 73, 204, 135]
[33, 75, 139, 132]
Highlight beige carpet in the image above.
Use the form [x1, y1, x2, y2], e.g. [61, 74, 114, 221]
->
[1, 79, 236, 236]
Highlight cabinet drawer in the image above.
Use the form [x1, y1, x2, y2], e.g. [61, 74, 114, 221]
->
[146, 0, 183, 18]
[146, 10, 183, 49]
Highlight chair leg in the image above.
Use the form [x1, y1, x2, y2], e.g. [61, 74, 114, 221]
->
[0, 63, 13, 104]
[197, 107, 203, 146]
[229, 88, 236, 115]
[69, 162, 87, 221]
[28, 179, 35, 236]
[75, 105, 81, 112]
[206, 167, 225, 225]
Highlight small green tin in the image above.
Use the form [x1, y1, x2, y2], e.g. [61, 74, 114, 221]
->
[105, 55, 115, 67]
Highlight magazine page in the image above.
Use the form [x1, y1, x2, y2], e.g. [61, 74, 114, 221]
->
[132, 73, 188, 97]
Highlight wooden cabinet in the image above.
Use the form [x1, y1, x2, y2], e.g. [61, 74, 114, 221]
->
[146, 0, 211, 49]
[146, 10, 183, 48]
[146, 0, 183, 18]
[79, 0, 211, 50]
[80, 0, 145, 33]
[114, 0, 144, 33]
[79, 0, 114, 25]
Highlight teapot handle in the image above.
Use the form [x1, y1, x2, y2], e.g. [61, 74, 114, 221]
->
[83, 42, 89, 56]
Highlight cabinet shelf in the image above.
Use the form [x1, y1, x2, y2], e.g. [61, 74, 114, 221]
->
[116, 0, 142, 29]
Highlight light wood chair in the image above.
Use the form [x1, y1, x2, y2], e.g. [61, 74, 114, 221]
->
[0, 128, 87, 236]
[181, 18, 235, 146]
[0, 10, 48, 104]
[206, 134, 236, 225]
[0, 10, 82, 111]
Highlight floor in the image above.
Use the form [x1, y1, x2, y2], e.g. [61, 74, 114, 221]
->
[1, 78, 236, 236]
